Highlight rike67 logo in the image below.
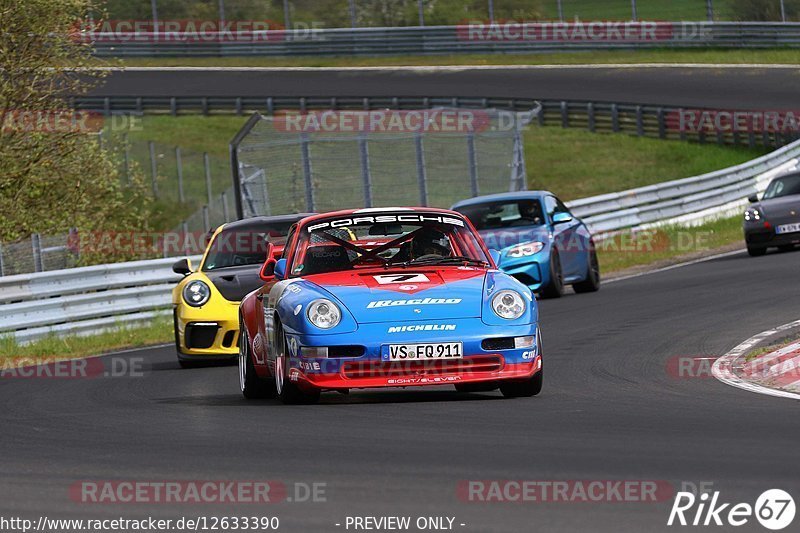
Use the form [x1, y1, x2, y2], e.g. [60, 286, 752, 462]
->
[668, 489, 796, 530]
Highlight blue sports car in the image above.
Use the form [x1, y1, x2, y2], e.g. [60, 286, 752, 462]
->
[238, 207, 543, 404]
[452, 191, 599, 298]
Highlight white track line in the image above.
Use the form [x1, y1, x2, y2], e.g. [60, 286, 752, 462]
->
[96, 64, 800, 72]
[712, 319, 800, 401]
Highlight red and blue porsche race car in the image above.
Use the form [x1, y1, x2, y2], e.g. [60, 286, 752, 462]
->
[238, 207, 543, 404]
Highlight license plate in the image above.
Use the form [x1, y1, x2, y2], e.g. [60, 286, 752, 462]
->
[776, 223, 800, 235]
[385, 342, 463, 361]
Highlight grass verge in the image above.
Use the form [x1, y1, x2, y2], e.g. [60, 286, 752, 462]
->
[745, 334, 800, 363]
[115, 49, 800, 68]
[0, 314, 173, 362]
[597, 215, 743, 274]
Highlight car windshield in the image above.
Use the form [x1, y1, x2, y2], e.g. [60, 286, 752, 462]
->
[763, 174, 800, 200]
[290, 212, 490, 276]
[202, 221, 295, 271]
[455, 199, 545, 230]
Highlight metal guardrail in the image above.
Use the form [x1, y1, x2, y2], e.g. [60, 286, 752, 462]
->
[0, 256, 200, 344]
[77, 96, 797, 149]
[88, 22, 800, 57]
[5, 137, 800, 343]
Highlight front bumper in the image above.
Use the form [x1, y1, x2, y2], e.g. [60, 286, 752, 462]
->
[283, 319, 541, 391]
[744, 226, 800, 248]
[499, 260, 545, 291]
[174, 302, 240, 357]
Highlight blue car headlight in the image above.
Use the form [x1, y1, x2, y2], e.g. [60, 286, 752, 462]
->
[491, 290, 526, 320]
[183, 280, 210, 307]
[307, 299, 341, 329]
[507, 241, 545, 258]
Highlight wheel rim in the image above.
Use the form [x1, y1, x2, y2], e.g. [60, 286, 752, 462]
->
[238, 329, 247, 392]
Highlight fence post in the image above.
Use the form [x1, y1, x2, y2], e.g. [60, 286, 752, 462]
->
[32, 233, 43, 273]
[204, 152, 213, 206]
[706, 0, 714, 21]
[176, 147, 185, 203]
[123, 134, 131, 184]
[0, 243, 5, 277]
[300, 133, 315, 211]
[414, 133, 428, 206]
[488, 0, 495, 22]
[780, 0, 787, 22]
[630, 0, 638, 21]
[587, 102, 595, 132]
[222, 191, 230, 222]
[467, 133, 479, 197]
[556, 0, 564, 22]
[611, 104, 620, 132]
[359, 134, 373, 208]
[349, 0, 357, 27]
[510, 126, 527, 192]
[202, 205, 210, 233]
[657, 107, 666, 139]
[418, 0, 425, 26]
[560, 101, 569, 128]
[148, 141, 159, 197]
[181, 222, 189, 255]
[283, 0, 290, 29]
[635, 106, 644, 137]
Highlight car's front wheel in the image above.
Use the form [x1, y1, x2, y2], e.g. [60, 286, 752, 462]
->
[540, 249, 564, 299]
[239, 324, 276, 399]
[274, 324, 320, 405]
[572, 242, 600, 294]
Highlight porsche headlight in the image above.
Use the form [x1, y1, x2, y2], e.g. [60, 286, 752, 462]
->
[307, 299, 341, 329]
[744, 208, 762, 222]
[507, 241, 545, 258]
[491, 290, 526, 320]
[183, 280, 211, 307]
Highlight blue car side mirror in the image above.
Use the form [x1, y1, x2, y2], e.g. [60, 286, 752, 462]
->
[552, 212, 574, 224]
[274, 258, 287, 280]
[489, 249, 501, 266]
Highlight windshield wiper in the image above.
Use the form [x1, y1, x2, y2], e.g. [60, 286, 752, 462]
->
[386, 256, 489, 269]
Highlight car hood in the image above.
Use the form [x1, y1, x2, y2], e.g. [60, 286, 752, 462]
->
[478, 226, 550, 253]
[204, 265, 263, 302]
[304, 268, 487, 324]
[758, 196, 800, 223]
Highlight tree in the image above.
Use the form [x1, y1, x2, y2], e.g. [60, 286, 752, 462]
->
[0, 0, 152, 255]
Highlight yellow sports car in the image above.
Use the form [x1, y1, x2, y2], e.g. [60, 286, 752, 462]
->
[171, 214, 311, 367]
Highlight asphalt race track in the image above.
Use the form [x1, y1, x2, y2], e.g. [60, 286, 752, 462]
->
[2, 248, 799, 532]
[90, 66, 800, 109]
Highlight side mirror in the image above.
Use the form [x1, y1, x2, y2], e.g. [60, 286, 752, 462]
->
[259, 243, 276, 282]
[488, 249, 501, 266]
[552, 212, 574, 224]
[274, 258, 287, 281]
[172, 258, 192, 276]
[748, 194, 759, 203]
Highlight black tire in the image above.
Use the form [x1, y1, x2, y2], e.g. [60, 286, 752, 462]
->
[454, 382, 499, 393]
[572, 242, 601, 294]
[274, 323, 320, 405]
[747, 245, 767, 257]
[540, 249, 564, 299]
[500, 368, 543, 398]
[239, 324, 276, 399]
